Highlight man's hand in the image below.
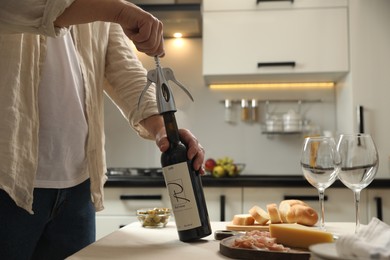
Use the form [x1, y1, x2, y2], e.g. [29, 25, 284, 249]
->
[156, 128, 206, 175]
[114, 3, 164, 57]
[55, 0, 164, 57]
[141, 115, 205, 175]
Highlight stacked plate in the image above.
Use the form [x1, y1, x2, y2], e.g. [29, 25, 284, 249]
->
[309, 243, 351, 260]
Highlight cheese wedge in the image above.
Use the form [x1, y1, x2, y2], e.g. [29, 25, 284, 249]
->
[269, 223, 334, 249]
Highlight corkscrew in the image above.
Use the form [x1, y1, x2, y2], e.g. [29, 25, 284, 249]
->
[138, 56, 194, 114]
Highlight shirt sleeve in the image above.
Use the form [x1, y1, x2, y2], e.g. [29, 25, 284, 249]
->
[103, 23, 159, 140]
[0, 0, 75, 36]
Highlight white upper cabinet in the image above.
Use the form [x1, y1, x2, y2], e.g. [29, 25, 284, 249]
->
[202, 0, 349, 84]
[203, 0, 348, 11]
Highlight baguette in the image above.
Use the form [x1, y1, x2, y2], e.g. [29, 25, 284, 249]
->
[249, 206, 270, 225]
[279, 200, 318, 226]
[279, 200, 308, 223]
[266, 203, 282, 224]
[285, 204, 318, 226]
[232, 214, 255, 225]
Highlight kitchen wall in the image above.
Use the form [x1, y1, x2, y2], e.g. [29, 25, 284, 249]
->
[336, 0, 390, 179]
[104, 38, 337, 175]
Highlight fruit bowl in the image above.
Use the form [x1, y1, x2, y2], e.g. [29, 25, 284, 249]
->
[204, 157, 246, 178]
[234, 163, 246, 175]
[137, 208, 171, 228]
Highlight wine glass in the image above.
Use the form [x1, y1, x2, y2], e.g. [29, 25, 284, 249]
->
[300, 136, 340, 230]
[336, 134, 378, 233]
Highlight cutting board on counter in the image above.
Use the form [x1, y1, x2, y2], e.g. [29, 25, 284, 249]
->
[220, 235, 310, 260]
[226, 223, 269, 231]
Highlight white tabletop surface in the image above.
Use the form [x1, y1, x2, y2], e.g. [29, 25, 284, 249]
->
[67, 222, 356, 260]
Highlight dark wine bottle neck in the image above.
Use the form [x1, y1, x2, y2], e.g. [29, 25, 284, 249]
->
[162, 112, 180, 144]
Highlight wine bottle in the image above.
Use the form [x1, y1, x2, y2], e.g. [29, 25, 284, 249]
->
[138, 56, 211, 242]
[161, 111, 212, 242]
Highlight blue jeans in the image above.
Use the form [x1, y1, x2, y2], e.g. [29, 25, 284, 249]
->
[0, 179, 96, 260]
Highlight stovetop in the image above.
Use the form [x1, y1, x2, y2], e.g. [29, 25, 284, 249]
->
[106, 167, 163, 178]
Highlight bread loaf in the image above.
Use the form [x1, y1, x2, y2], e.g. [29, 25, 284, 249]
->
[232, 214, 255, 225]
[279, 200, 308, 223]
[266, 203, 282, 224]
[248, 206, 270, 225]
[279, 200, 318, 226]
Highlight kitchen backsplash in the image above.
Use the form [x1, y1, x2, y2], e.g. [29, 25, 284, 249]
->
[103, 38, 337, 175]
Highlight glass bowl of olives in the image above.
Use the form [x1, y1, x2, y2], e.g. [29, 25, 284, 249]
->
[136, 208, 171, 228]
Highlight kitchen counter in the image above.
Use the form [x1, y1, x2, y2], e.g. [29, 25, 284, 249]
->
[68, 221, 356, 260]
[105, 174, 390, 189]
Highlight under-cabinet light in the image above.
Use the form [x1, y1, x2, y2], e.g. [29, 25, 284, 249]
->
[173, 32, 183, 38]
[209, 82, 335, 90]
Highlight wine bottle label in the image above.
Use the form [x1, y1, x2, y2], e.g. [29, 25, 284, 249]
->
[162, 162, 201, 231]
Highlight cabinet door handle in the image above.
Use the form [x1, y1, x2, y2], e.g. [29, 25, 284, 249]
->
[374, 197, 383, 221]
[257, 61, 296, 68]
[220, 195, 226, 222]
[283, 195, 328, 201]
[119, 195, 162, 200]
[357, 105, 365, 134]
[257, 0, 294, 4]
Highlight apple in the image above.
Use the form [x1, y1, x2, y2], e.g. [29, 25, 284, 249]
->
[212, 165, 226, 178]
[204, 158, 217, 172]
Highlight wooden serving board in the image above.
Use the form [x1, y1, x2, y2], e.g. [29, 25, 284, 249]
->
[226, 223, 269, 231]
[220, 235, 310, 260]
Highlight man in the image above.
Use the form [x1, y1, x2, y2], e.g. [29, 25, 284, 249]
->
[0, 0, 205, 259]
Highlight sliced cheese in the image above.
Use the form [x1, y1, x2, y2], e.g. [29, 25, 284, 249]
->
[269, 223, 334, 249]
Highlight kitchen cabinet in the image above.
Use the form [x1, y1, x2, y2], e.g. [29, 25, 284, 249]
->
[96, 187, 171, 239]
[367, 189, 390, 225]
[204, 187, 243, 221]
[336, 0, 390, 179]
[202, 0, 349, 84]
[98, 177, 390, 238]
[96, 186, 241, 239]
[203, 0, 347, 11]
[242, 187, 369, 224]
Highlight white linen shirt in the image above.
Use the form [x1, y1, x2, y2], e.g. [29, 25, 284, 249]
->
[0, 0, 159, 214]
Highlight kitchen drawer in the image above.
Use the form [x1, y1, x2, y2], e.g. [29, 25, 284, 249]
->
[204, 187, 243, 222]
[203, 7, 348, 84]
[367, 189, 390, 225]
[97, 187, 171, 216]
[243, 187, 369, 224]
[204, 0, 347, 11]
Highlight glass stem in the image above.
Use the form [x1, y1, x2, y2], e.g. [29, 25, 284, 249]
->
[318, 188, 325, 230]
[353, 189, 361, 234]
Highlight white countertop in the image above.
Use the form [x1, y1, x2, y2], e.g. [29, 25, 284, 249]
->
[68, 222, 356, 260]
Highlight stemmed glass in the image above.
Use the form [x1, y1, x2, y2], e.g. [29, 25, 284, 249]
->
[300, 136, 340, 230]
[336, 134, 378, 233]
